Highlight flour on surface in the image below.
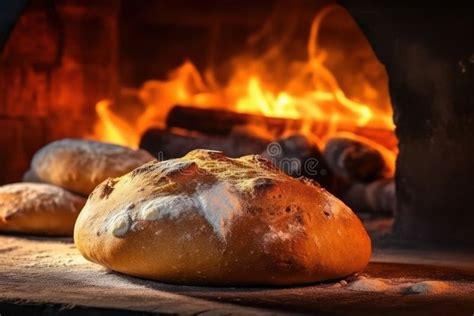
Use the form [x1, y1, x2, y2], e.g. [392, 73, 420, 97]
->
[347, 276, 452, 295]
[347, 277, 391, 292]
[404, 281, 450, 294]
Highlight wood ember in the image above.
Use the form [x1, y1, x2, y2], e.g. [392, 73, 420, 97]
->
[323, 136, 388, 183]
[340, 178, 396, 216]
[140, 128, 270, 160]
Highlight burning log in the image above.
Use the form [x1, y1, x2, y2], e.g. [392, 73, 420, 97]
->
[166, 105, 301, 136]
[340, 179, 396, 216]
[323, 135, 393, 183]
[166, 105, 397, 151]
[140, 128, 270, 160]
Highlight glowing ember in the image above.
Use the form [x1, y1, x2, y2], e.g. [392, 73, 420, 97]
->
[91, 4, 396, 162]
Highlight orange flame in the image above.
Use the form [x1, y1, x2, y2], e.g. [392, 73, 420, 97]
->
[91, 4, 396, 161]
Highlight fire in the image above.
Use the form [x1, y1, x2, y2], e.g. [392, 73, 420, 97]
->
[91, 4, 396, 162]
[94, 100, 140, 147]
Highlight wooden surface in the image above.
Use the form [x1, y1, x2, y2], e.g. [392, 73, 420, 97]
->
[0, 235, 473, 315]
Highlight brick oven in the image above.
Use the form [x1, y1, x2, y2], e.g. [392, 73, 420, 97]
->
[0, 1, 118, 186]
[0, 1, 473, 315]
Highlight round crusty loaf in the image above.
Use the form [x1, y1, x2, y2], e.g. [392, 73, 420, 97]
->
[74, 149, 371, 285]
[0, 183, 86, 236]
[30, 139, 154, 195]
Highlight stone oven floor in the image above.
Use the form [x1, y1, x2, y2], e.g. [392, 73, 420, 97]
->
[0, 235, 473, 315]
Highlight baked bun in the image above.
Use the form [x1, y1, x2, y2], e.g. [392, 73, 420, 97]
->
[30, 139, 154, 195]
[0, 183, 86, 236]
[22, 168, 41, 183]
[74, 149, 371, 285]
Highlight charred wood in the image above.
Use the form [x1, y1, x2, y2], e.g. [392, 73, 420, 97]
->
[166, 105, 397, 151]
[341, 179, 396, 217]
[166, 105, 301, 136]
[260, 134, 335, 191]
[140, 128, 270, 160]
[323, 136, 388, 183]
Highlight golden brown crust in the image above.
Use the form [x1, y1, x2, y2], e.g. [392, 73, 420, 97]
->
[31, 139, 154, 195]
[74, 149, 371, 285]
[0, 183, 86, 236]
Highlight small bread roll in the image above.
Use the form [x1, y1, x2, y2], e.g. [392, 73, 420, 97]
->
[22, 169, 41, 183]
[30, 139, 154, 195]
[0, 183, 86, 236]
[74, 150, 371, 285]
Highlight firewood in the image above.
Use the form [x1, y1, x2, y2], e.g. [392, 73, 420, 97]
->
[166, 105, 301, 136]
[340, 179, 396, 216]
[323, 136, 390, 183]
[139, 128, 270, 160]
[165, 105, 397, 151]
[260, 134, 335, 191]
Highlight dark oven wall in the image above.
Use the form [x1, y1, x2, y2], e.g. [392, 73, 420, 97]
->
[341, 1, 474, 245]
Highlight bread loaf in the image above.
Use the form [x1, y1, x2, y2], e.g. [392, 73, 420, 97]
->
[30, 139, 154, 195]
[0, 183, 86, 236]
[74, 149, 371, 285]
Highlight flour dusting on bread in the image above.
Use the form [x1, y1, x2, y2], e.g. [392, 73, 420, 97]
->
[139, 195, 196, 221]
[97, 149, 353, 241]
[264, 223, 304, 244]
[197, 182, 242, 238]
[109, 182, 242, 239]
[99, 150, 282, 240]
